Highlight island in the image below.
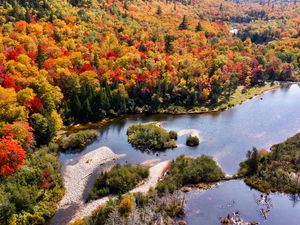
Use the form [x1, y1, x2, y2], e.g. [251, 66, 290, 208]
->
[127, 123, 177, 151]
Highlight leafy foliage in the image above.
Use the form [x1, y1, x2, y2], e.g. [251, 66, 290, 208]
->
[88, 164, 149, 200]
[186, 135, 200, 146]
[238, 133, 300, 193]
[127, 123, 177, 151]
[157, 155, 225, 193]
[0, 146, 63, 225]
[58, 129, 99, 152]
[86, 191, 185, 225]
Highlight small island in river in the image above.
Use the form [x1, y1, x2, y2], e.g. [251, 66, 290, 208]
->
[127, 122, 177, 151]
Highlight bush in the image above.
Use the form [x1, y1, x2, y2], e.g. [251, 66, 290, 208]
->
[186, 135, 199, 147]
[58, 129, 98, 152]
[118, 195, 134, 215]
[169, 130, 178, 140]
[88, 164, 149, 200]
[127, 123, 177, 151]
[157, 155, 225, 193]
[88, 191, 185, 225]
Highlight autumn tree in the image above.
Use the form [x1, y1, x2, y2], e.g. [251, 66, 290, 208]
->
[0, 137, 26, 176]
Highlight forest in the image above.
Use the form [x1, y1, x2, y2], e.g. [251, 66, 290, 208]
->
[0, 0, 299, 224]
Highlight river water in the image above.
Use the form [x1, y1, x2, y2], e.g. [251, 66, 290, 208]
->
[60, 83, 300, 224]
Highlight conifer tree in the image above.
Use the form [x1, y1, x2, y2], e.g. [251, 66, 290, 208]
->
[36, 44, 47, 69]
[156, 5, 162, 15]
[179, 15, 188, 30]
[195, 22, 203, 32]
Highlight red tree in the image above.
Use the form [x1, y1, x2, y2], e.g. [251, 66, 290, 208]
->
[0, 122, 34, 149]
[0, 137, 26, 176]
[25, 96, 43, 113]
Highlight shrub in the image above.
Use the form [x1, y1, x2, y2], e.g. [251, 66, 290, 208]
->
[127, 123, 177, 151]
[186, 135, 200, 147]
[169, 130, 178, 140]
[88, 164, 149, 200]
[58, 129, 98, 152]
[157, 155, 225, 193]
[88, 191, 185, 225]
[118, 195, 134, 215]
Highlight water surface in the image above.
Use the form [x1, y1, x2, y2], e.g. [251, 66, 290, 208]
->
[185, 180, 300, 225]
[59, 84, 300, 224]
[61, 84, 300, 175]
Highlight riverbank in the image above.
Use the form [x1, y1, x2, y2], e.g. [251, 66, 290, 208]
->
[50, 147, 125, 225]
[157, 82, 280, 114]
[63, 82, 280, 134]
[67, 160, 171, 224]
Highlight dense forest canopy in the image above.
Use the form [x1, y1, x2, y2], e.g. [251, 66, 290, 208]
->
[0, 0, 299, 223]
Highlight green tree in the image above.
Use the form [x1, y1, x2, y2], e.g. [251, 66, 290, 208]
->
[35, 44, 47, 69]
[31, 113, 56, 145]
[164, 35, 175, 54]
[195, 22, 203, 32]
[156, 5, 162, 15]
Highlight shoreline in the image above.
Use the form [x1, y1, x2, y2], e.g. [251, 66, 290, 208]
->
[68, 160, 171, 223]
[50, 147, 125, 225]
[64, 82, 281, 133]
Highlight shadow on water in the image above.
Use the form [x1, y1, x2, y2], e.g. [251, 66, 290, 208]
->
[50, 204, 80, 225]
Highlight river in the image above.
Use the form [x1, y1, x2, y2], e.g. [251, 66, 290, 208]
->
[59, 83, 300, 224]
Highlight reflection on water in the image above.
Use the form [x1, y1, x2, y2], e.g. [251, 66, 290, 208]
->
[59, 84, 300, 224]
[185, 180, 300, 225]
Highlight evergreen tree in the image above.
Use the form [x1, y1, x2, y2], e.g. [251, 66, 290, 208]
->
[219, 3, 224, 11]
[82, 99, 93, 122]
[156, 5, 162, 16]
[164, 35, 175, 54]
[72, 94, 82, 120]
[195, 22, 203, 32]
[179, 15, 188, 30]
[36, 44, 47, 69]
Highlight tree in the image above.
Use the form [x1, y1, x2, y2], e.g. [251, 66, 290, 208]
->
[0, 87, 27, 123]
[164, 35, 175, 54]
[25, 96, 43, 113]
[30, 113, 56, 145]
[195, 22, 203, 32]
[35, 44, 47, 69]
[179, 15, 188, 30]
[0, 137, 26, 176]
[0, 122, 33, 150]
[156, 5, 162, 16]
